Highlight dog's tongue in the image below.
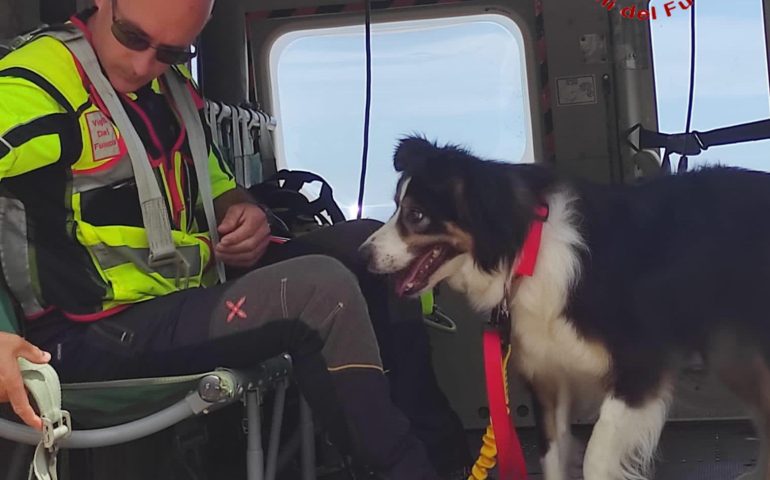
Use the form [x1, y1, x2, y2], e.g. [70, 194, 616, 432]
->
[393, 244, 449, 297]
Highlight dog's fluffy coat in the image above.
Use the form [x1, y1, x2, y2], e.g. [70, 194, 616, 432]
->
[361, 136, 770, 480]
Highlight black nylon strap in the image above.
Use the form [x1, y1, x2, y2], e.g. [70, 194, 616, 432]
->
[637, 127, 702, 156]
[631, 119, 770, 157]
[698, 119, 770, 149]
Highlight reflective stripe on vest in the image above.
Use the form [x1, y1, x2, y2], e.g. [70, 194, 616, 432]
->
[0, 198, 45, 316]
[90, 244, 201, 279]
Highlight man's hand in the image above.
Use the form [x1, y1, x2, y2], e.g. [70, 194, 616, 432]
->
[216, 202, 271, 268]
[0, 333, 50, 430]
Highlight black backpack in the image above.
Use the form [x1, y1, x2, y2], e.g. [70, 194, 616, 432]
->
[249, 170, 346, 238]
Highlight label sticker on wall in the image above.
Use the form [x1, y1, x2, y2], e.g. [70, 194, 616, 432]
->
[555, 75, 597, 107]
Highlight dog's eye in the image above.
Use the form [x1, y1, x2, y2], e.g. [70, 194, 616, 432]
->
[405, 208, 426, 225]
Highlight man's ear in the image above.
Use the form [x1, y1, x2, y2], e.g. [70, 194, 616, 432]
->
[393, 135, 436, 174]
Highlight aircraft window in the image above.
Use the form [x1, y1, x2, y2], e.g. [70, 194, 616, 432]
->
[651, 0, 770, 171]
[268, 14, 534, 221]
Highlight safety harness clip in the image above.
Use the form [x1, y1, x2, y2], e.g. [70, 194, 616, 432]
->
[42, 411, 71, 450]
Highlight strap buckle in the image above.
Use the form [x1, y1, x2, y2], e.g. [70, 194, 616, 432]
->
[488, 300, 511, 335]
[148, 249, 191, 290]
[668, 132, 704, 156]
[41, 411, 71, 450]
[424, 305, 458, 333]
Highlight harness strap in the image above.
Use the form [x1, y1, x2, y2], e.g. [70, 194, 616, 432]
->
[697, 119, 770, 149]
[256, 111, 275, 168]
[18, 358, 71, 480]
[164, 69, 226, 283]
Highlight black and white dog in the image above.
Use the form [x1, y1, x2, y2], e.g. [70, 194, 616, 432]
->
[360, 135, 770, 480]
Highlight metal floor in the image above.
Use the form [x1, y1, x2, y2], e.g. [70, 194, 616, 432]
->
[467, 420, 759, 479]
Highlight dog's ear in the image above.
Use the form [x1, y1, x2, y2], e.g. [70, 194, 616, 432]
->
[394, 135, 436, 174]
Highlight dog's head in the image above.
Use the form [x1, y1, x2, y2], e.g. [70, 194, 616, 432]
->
[360, 135, 554, 298]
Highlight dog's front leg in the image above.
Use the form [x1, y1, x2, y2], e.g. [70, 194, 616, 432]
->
[532, 380, 580, 480]
[582, 390, 671, 480]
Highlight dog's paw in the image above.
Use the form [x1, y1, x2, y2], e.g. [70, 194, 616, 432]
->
[567, 438, 586, 480]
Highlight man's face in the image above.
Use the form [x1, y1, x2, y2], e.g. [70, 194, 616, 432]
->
[89, 0, 213, 93]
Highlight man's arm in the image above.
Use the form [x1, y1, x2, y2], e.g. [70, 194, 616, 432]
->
[0, 77, 68, 181]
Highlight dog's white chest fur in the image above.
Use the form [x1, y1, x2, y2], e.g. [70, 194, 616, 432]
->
[511, 309, 609, 417]
[512, 312, 608, 383]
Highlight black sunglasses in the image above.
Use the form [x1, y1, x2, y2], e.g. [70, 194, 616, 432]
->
[110, 0, 197, 65]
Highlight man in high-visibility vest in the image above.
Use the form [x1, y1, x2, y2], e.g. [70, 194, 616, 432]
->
[0, 0, 453, 477]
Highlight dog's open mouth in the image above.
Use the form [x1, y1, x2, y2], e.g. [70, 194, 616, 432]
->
[392, 243, 457, 296]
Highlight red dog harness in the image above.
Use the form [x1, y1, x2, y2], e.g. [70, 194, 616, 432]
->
[483, 204, 548, 480]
